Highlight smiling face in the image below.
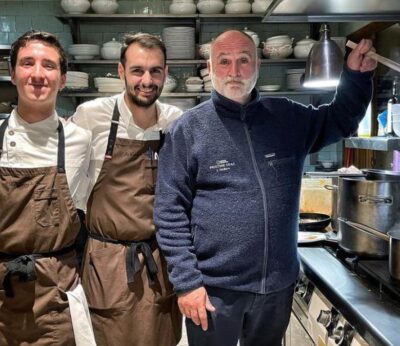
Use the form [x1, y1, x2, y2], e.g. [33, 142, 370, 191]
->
[11, 40, 66, 111]
[208, 31, 260, 104]
[118, 43, 167, 108]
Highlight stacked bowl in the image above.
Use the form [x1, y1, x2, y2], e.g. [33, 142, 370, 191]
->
[161, 97, 197, 111]
[225, 0, 251, 14]
[169, 0, 197, 14]
[199, 67, 213, 92]
[197, 0, 224, 14]
[262, 35, 293, 59]
[162, 27, 196, 60]
[68, 44, 100, 60]
[94, 77, 125, 93]
[162, 74, 178, 93]
[91, 0, 119, 14]
[286, 68, 305, 90]
[198, 42, 211, 59]
[185, 76, 203, 92]
[65, 71, 89, 90]
[61, 0, 90, 14]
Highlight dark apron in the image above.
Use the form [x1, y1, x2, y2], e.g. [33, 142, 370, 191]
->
[81, 103, 182, 346]
[0, 116, 81, 345]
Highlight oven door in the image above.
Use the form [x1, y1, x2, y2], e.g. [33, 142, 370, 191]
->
[285, 295, 315, 346]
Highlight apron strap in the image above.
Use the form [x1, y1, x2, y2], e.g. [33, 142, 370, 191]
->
[0, 115, 10, 159]
[1, 244, 75, 297]
[88, 232, 158, 287]
[57, 120, 66, 173]
[105, 102, 120, 160]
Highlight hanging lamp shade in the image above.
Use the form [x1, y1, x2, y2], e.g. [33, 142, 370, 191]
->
[303, 24, 344, 89]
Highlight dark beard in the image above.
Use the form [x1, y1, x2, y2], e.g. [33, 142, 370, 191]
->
[125, 81, 163, 108]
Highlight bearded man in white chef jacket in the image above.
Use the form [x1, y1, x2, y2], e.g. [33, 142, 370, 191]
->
[0, 30, 96, 345]
[72, 32, 183, 346]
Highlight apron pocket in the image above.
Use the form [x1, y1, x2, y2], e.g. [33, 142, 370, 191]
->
[33, 188, 60, 228]
[84, 246, 128, 310]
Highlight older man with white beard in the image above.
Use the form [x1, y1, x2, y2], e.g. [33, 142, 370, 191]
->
[154, 29, 377, 346]
[71, 32, 183, 346]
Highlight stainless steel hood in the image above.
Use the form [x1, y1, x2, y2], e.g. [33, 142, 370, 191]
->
[262, 0, 400, 22]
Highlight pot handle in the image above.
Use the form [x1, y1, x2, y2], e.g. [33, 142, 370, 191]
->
[324, 184, 338, 191]
[358, 195, 393, 205]
[337, 217, 389, 241]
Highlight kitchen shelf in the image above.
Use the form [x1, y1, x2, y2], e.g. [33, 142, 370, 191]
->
[0, 45, 11, 50]
[68, 58, 307, 65]
[0, 76, 11, 82]
[345, 137, 400, 151]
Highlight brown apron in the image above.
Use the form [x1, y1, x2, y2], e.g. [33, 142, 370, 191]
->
[0, 117, 81, 345]
[81, 103, 181, 346]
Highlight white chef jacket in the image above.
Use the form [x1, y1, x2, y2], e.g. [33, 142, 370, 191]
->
[0, 109, 92, 210]
[71, 92, 182, 201]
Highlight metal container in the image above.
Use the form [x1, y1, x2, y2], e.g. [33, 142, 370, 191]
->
[324, 177, 338, 231]
[338, 174, 400, 257]
[338, 219, 400, 280]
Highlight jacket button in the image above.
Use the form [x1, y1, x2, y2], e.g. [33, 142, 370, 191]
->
[10, 141, 16, 147]
[8, 130, 14, 136]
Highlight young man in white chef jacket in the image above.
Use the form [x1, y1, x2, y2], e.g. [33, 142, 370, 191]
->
[72, 32, 183, 346]
[0, 30, 95, 345]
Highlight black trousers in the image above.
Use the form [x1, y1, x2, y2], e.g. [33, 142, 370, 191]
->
[186, 284, 295, 346]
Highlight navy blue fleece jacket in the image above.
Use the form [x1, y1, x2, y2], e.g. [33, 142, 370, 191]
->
[154, 66, 373, 294]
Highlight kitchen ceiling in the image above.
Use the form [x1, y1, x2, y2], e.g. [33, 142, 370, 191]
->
[262, 0, 400, 22]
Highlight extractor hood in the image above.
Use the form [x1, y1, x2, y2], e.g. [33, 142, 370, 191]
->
[262, 0, 400, 22]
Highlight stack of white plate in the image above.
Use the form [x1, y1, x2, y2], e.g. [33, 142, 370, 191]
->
[94, 77, 125, 93]
[286, 68, 305, 90]
[185, 76, 203, 92]
[199, 67, 213, 92]
[65, 71, 89, 90]
[161, 97, 197, 111]
[68, 44, 100, 60]
[258, 84, 280, 92]
[162, 27, 195, 60]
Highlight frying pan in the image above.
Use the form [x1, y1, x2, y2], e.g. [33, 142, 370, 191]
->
[299, 212, 331, 232]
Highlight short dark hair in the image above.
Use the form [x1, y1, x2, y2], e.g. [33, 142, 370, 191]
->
[10, 30, 68, 75]
[120, 32, 166, 67]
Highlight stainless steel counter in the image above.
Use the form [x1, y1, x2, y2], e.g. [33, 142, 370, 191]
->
[298, 247, 400, 346]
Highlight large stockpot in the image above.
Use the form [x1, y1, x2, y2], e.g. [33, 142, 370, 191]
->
[338, 174, 400, 257]
[338, 219, 400, 280]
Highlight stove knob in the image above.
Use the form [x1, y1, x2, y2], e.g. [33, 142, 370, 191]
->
[332, 325, 344, 344]
[317, 309, 332, 327]
[295, 282, 307, 297]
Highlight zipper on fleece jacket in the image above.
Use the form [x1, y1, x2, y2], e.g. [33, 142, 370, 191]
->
[240, 106, 269, 294]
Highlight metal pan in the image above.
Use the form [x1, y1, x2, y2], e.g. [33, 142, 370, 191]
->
[299, 212, 331, 232]
[338, 218, 400, 281]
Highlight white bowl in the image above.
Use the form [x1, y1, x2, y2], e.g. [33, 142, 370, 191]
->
[61, 0, 90, 14]
[169, 2, 197, 14]
[91, 0, 119, 14]
[258, 84, 280, 92]
[197, 0, 225, 14]
[73, 55, 95, 60]
[103, 38, 122, 49]
[199, 67, 209, 77]
[198, 42, 211, 59]
[172, 0, 195, 3]
[262, 44, 293, 59]
[101, 47, 120, 60]
[320, 161, 334, 169]
[251, 0, 272, 14]
[265, 35, 293, 46]
[225, 2, 251, 14]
